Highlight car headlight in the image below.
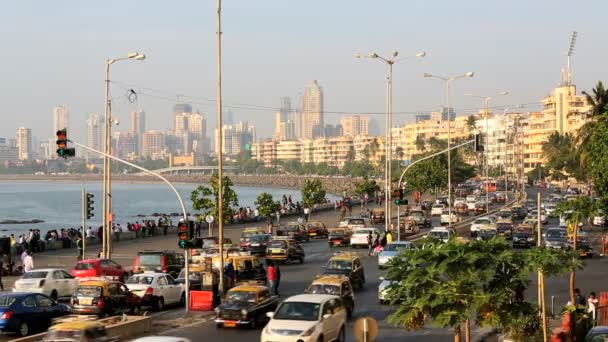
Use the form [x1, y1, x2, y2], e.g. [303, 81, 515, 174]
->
[241, 308, 248, 319]
[527, 237, 534, 241]
[301, 325, 317, 337]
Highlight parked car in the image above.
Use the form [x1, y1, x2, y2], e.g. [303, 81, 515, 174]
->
[261, 294, 347, 342]
[265, 238, 305, 264]
[370, 209, 385, 224]
[132, 250, 184, 279]
[214, 283, 279, 328]
[322, 253, 365, 290]
[305, 275, 354, 318]
[306, 221, 329, 238]
[378, 241, 414, 269]
[0, 292, 71, 336]
[71, 279, 142, 316]
[13, 268, 78, 300]
[71, 259, 129, 282]
[125, 273, 185, 311]
[276, 222, 309, 242]
[240, 234, 272, 256]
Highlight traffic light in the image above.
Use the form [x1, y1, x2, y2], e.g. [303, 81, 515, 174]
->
[86, 193, 94, 219]
[56, 129, 75, 158]
[177, 222, 193, 249]
[393, 189, 408, 206]
[474, 134, 484, 152]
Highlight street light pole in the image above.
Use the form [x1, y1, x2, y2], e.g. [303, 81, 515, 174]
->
[424, 72, 474, 225]
[217, 0, 225, 296]
[356, 50, 425, 232]
[102, 52, 145, 259]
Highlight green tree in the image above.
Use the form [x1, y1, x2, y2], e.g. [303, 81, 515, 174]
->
[395, 146, 405, 160]
[526, 165, 548, 184]
[466, 115, 477, 135]
[542, 132, 582, 180]
[353, 177, 380, 197]
[415, 134, 426, 152]
[402, 154, 447, 194]
[301, 178, 326, 213]
[190, 173, 239, 224]
[346, 146, 356, 162]
[254, 192, 280, 223]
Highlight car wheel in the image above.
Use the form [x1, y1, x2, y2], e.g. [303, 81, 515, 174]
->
[50, 290, 58, 301]
[18, 321, 29, 337]
[337, 326, 346, 342]
[180, 292, 186, 307]
[131, 305, 141, 315]
[250, 314, 257, 328]
[155, 297, 165, 311]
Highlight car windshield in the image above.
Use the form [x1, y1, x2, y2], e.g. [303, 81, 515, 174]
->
[348, 219, 365, 225]
[325, 259, 352, 270]
[474, 218, 490, 224]
[514, 232, 530, 238]
[384, 243, 412, 252]
[0, 296, 17, 307]
[126, 276, 154, 285]
[241, 231, 260, 239]
[410, 211, 423, 217]
[547, 230, 567, 239]
[76, 286, 102, 297]
[353, 229, 373, 235]
[268, 241, 287, 248]
[306, 284, 340, 295]
[329, 230, 345, 236]
[226, 291, 257, 302]
[274, 302, 320, 321]
[429, 231, 449, 240]
[137, 254, 161, 266]
[250, 235, 268, 243]
[75, 262, 96, 270]
[22, 271, 48, 279]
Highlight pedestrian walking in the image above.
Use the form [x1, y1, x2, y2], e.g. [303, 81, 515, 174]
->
[76, 235, 83, 260]
[195, 222, 201, 238]
[267, 260, 277, 295]
[386, 230, 393, 244]
[224, 260, 235, 289]
[303, 207, 310, 222]
[588, 292, 599, 323]
[23, 251, 34, 272]
[367, 232, 373, 256]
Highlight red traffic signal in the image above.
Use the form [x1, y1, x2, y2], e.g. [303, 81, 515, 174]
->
[177, 222, 191, 248]
[56, 129, 75, 158]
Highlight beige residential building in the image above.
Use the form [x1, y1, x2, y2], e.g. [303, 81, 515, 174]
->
[276, 140, 302, 161]
[53, 105, 69, 135]
[302, 80, 324, 139]
[16, 127, 31, 160]
[142, 131, 165, 160]
[340, 115, 369, 137]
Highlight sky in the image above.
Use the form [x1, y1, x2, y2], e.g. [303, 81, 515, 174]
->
[1, 0, 607, 143]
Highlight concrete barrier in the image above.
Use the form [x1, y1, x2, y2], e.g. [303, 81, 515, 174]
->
[11, 315, 152, 342]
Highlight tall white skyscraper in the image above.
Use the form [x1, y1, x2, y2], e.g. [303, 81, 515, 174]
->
[16, 127, 31, 160]
[130, 110, 145, 156]
[302, 80, 324, 139]
[86, 113, 103, 160]
[53, 105, 69, 135]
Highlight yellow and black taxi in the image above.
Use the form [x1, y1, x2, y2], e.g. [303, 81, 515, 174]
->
[370, 209, 385, 224]
[214, 283, 279, 329]
[328, 228, 351, 248]
[306, 221, 329, 238]
[71, 279, 142, 316]
[567, 234, 594, 258]
[42, 321, 119, 342]
[305, 274, 355, 318]
[265, 237, 305, 264]
[322, 252, 365, 290]
[211, 255, 267, 285]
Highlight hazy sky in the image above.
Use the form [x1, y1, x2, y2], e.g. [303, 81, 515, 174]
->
[1, 0, 607, 143]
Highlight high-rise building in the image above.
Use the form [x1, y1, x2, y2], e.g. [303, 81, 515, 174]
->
[173, 104, 192, 118]
[116, 132, 138, 160]
[86, 113, 103, 160]
[302, 80, 324, 139]
[324, 124, 343, 138]
[224, 110, 235, 125]
[441, 107, 456, 121]
[16, 127, 31, 160]
[130, 110, 145, 156]
[142, 131, 165, 160]
[215, 121, 256, 155]
[53, 105, 69, 135]
[340, 115, 369, 136]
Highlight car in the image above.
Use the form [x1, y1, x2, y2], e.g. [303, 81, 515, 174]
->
[130, 337, 189, 342]
[350, 228, 380, 248]
[327, 228, 351, 248]
[306, 221, 329, 238]
[398, 218, 420, 236]
[261, 294, 347, 342]
[475, 202, 488, 214]
[240, 234, 272, 256]
[42, 321, 120, 342]
[427, 227, 455, 243]
[71, 259, 129, 282]
[497, 209, 512, 221]
[215, 283, 279, 328]
[510, 205, 528, 220]
[240, 228, 267, 244]
[175, 264, 212, 291]
[378, 274, 397, 305]
[125, 273, 185, 311]
[305, 275, 354, 318]
[0, 292, 71, 336]
[476, 227, 497, 241]
[132, 251, 184, 279]
[455, 203, 469, 216]
[567, 235, 594, 258]
[277, 222, 309, 242]
[431, 204, 445, 216]
[523, 217, 539, 227]
[525, 200, 536, 211]
[440, 210, 458, 225]
[190, 237, 233, 259]
[265, 238, 305, 264]
[544, 204, 558, 217]
[408, 210, 431, 228]
[370, 209, 385, 224]
[322, 253, 365, 290]
[543, 228, 568, 249]
[496, 192, 507, 203]
[467, 199, 477, 211]
[212, 255, 268, 285]
[496, 221, 513, 240]
[437, 196, 449, 206]
[71, 279, 142, 316]
[585, 325, 608, 341]
[590, 212, 606, 227]
[378, 241, 414, 269]
[466, 195, 477, 203]
[344, 217, 370, 230]
[529, 210, 548, 224]
[454, 197, 467, 206]
[470, 217, 495, 237]
[512, 229, 536, 248]
[13, 268, 78, 300]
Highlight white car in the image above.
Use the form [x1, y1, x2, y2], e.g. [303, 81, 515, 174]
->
[431, 204, 445, 216]
[530, 210, 548, 224]
[261, 294, 347, 342]
[466, 195, 477, 203]
[378, 241, 414, 268]
[378, 276, 397, 304]
[454, 198, 467, 206]
[13, 268, 78, 299]
[470, 217, 495, 237]
[427, 227, 456, 243]
[125, 273, 185, 311]
[440, 210, 458, 225]
[544, 204, 557, 217]
[591, 214, 606, 226]
[350, 228, 380, 248]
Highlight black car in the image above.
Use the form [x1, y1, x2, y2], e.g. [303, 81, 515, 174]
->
[328, 229, 350, 248]
[214, 284, 279, 328]
[0, 293, 71, 336]
[511, 206, 528, 220]
[477, 229, 497, 241]
[240, 234, 272, 256]
[512, 231, 535, 248]
[496, 222, 513, 240]
[322, 255, 365, 290]
[265, 238, 305, 264]
[276, 223, 309, 242]
[132, 250, 184, 279]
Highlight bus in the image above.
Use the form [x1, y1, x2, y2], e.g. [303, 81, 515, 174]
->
[483, 180, 497, 193]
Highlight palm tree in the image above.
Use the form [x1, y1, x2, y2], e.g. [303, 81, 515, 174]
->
[582, 81, 608, 118]
[395, 146, 405, 160]
[415, 135, 426, 153]
[578, 81, 608, 173]
[466, 115, 477, 136]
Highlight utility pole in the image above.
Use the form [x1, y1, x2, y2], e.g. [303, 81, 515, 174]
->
[81, 187, 86, 259]
[216, 0, 225, 296]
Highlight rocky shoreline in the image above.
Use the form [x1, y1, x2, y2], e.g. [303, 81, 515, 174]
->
[0, 174, 361, 196]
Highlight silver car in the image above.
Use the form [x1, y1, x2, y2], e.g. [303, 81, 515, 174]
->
[378, 241, 414, 269]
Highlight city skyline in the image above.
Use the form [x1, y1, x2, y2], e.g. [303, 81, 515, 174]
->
[1, 1, 607, 142]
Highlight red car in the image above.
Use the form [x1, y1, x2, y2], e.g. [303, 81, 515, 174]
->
[71, 259, 129, 282]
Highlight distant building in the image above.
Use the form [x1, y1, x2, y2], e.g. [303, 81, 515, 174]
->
[86, 113, 103, 160]
[142, 131, 165, 160]
[215, 121, 256, 155]
[340, 115, 369, 136]
[53, 105, 69, 135]
[173, 103, 192, 120]
[0, 137, 18, 163]
[116, 132, 137, 160]
[130, 110, 145, 156]
[302, 80, 324, 139]
[324, 124, 343, 138]
[274, 97, 296, 141]
[16, 127, 31, 160]
[415, 114, 431, 122]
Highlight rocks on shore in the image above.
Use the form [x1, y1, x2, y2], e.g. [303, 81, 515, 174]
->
[0, 219, 44, 224]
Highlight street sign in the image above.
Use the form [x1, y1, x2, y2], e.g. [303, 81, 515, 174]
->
[353, 316, 378, 342]
[205, 215, 214, 224]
